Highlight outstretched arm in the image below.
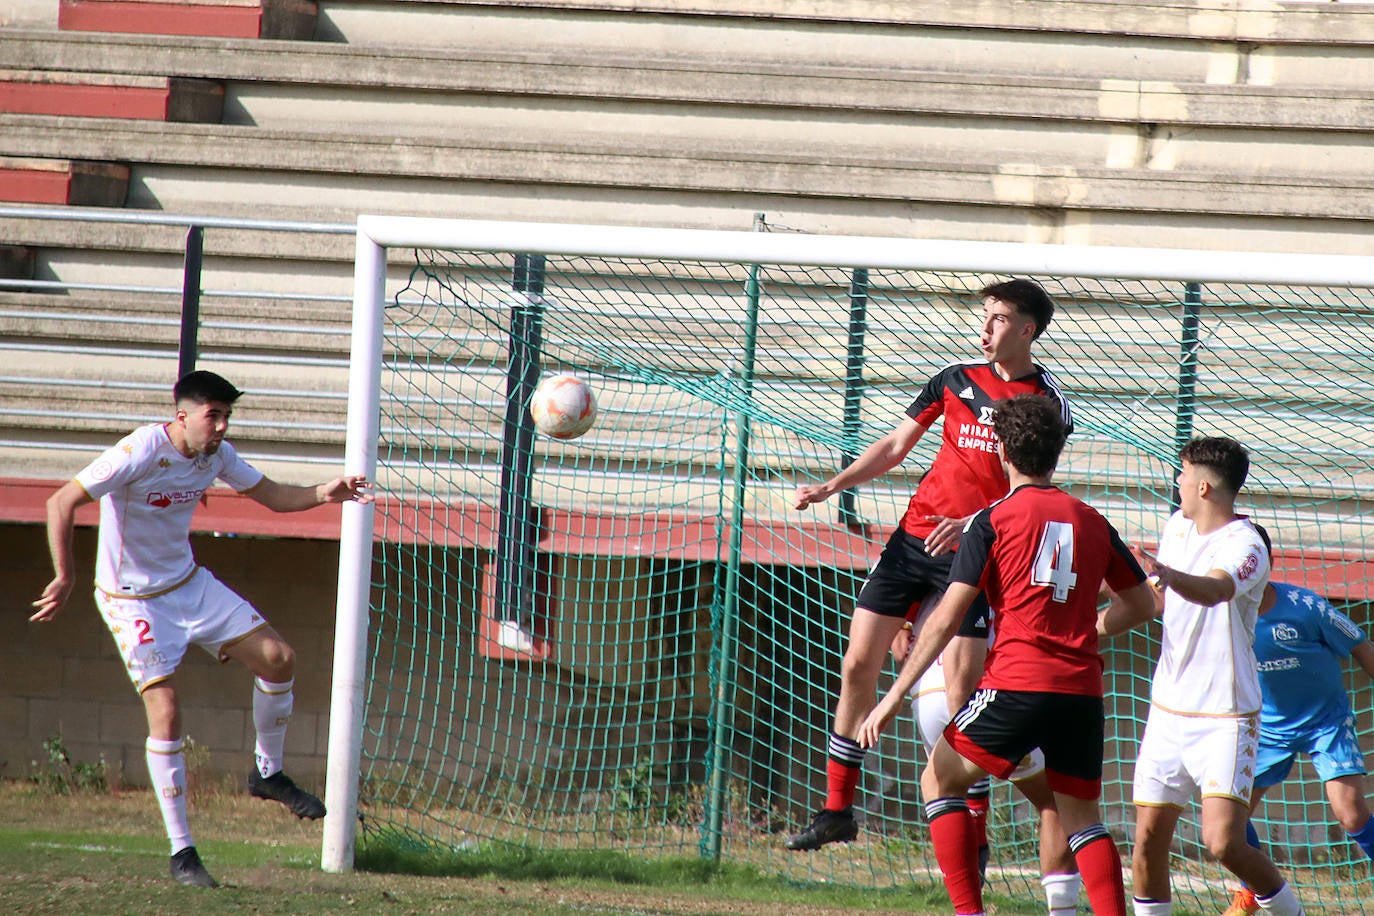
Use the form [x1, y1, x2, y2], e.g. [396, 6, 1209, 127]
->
[245, 475, 374, 513]
[31, 480, 92, 622]
[794, 417, 926, 510]
[1134, 545, 1235, 607]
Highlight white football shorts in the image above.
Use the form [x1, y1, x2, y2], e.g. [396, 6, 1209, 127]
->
[95, 567, 268, 692]
[1132, 704, 1260, 807]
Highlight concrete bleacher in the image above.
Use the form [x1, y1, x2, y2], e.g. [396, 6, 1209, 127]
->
[2, 3, 1373, 234]
[1, 0, 1373, 506]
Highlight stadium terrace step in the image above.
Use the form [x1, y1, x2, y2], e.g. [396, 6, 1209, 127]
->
[312, 0, 1374, 88]
[5, 32, 1374, 130]
[58, 0, 318, 39]
[0, 156, 128, 206]
[3, 116, 1369, 225]
[342, 0, 1374, 46]
[0, 70, 224, 123]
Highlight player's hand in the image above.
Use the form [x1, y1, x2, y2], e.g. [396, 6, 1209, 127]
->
[1129, 543, 1165, 587]
[793, 483, 832, 510]
[320, 475, 375, 505]
[30, 575, 72, 622]
[923, 514, 970, 556]
[890, 626, 912, 663]
[857, 693, 902, 749]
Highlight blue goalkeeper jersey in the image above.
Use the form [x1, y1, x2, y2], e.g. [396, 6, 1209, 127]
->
[1255, 581, 1367, 739]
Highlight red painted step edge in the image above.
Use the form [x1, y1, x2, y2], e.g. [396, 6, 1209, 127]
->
[0, 81, 172, 120]
[0, 167, 73, 205]
[58, 0, 264, 38]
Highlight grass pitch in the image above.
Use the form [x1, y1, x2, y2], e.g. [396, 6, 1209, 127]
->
[0, 778, 979, 915]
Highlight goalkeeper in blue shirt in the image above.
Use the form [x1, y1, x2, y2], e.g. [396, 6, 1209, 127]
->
[1225, 526, 1374, 916]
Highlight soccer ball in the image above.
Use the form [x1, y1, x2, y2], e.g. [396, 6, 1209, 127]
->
[530, 374, 597, 440]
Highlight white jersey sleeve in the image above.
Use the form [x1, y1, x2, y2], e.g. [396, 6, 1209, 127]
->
[76, 428, 155, 503]
[213, 439, 264, 493]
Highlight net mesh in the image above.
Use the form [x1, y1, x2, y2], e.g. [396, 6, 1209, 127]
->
[356, 244, 1373, 913]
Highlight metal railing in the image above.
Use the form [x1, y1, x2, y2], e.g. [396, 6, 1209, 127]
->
[0, 205, 357, 473]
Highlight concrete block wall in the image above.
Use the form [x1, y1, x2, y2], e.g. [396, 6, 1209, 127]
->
[0, 520, 341, 787]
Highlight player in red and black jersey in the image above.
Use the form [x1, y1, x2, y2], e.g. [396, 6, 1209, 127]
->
[902, 359, 1072, 543]
[786, 279, 1072, 853]
[859, 393, 1154, 916]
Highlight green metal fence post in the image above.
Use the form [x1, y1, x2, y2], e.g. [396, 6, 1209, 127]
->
[1171, 282, 1202, 507]
[701, 258, 762, 861]
[494, 254, 546, 636]
[838, 267, 869, 527]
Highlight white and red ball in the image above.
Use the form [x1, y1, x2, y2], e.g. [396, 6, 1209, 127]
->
[529, 374, 597, 440]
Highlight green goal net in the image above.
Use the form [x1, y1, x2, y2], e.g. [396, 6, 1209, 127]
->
[327, 219, 1374, 915]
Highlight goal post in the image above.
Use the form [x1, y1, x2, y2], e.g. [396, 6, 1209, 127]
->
[323, 215, 1374, 913]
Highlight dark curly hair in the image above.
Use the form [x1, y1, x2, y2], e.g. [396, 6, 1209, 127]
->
[980, 278, 1055, 339]
[1179, 436, 1249, 495]
[991, 393, 1067, 478]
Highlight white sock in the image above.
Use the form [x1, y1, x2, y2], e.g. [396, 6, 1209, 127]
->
[1133, 898, 1172, 916]
[1043, 872, 1082, 916]
[1256, 882, 1303, 916]
[146, 736, 192, 855]
[253, 676, 294, 778]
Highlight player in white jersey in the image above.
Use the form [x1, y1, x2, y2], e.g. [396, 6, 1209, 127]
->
[30, 371, 372, 889]
[1108, 437, 1304, 916]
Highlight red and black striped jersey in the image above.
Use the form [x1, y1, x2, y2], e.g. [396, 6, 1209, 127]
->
[900, 360, 1072, 540]
[950, 484, 1146, 696]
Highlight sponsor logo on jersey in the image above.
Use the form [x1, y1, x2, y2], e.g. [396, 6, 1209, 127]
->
[1237, 552, 1259, 581]
[958, 385, 975, 400]
[957, 418, 1000, 454]
[147, 489, 206, 508]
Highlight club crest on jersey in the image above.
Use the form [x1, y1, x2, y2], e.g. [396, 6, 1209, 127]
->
[158, 458, 171, 468]
[1270, 623, 1300, 644]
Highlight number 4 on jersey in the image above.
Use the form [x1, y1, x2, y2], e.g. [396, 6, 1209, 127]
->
[1032, 521, 1077, 601]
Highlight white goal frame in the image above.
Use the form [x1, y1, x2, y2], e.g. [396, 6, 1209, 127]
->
[322, 214, 1374, 872]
